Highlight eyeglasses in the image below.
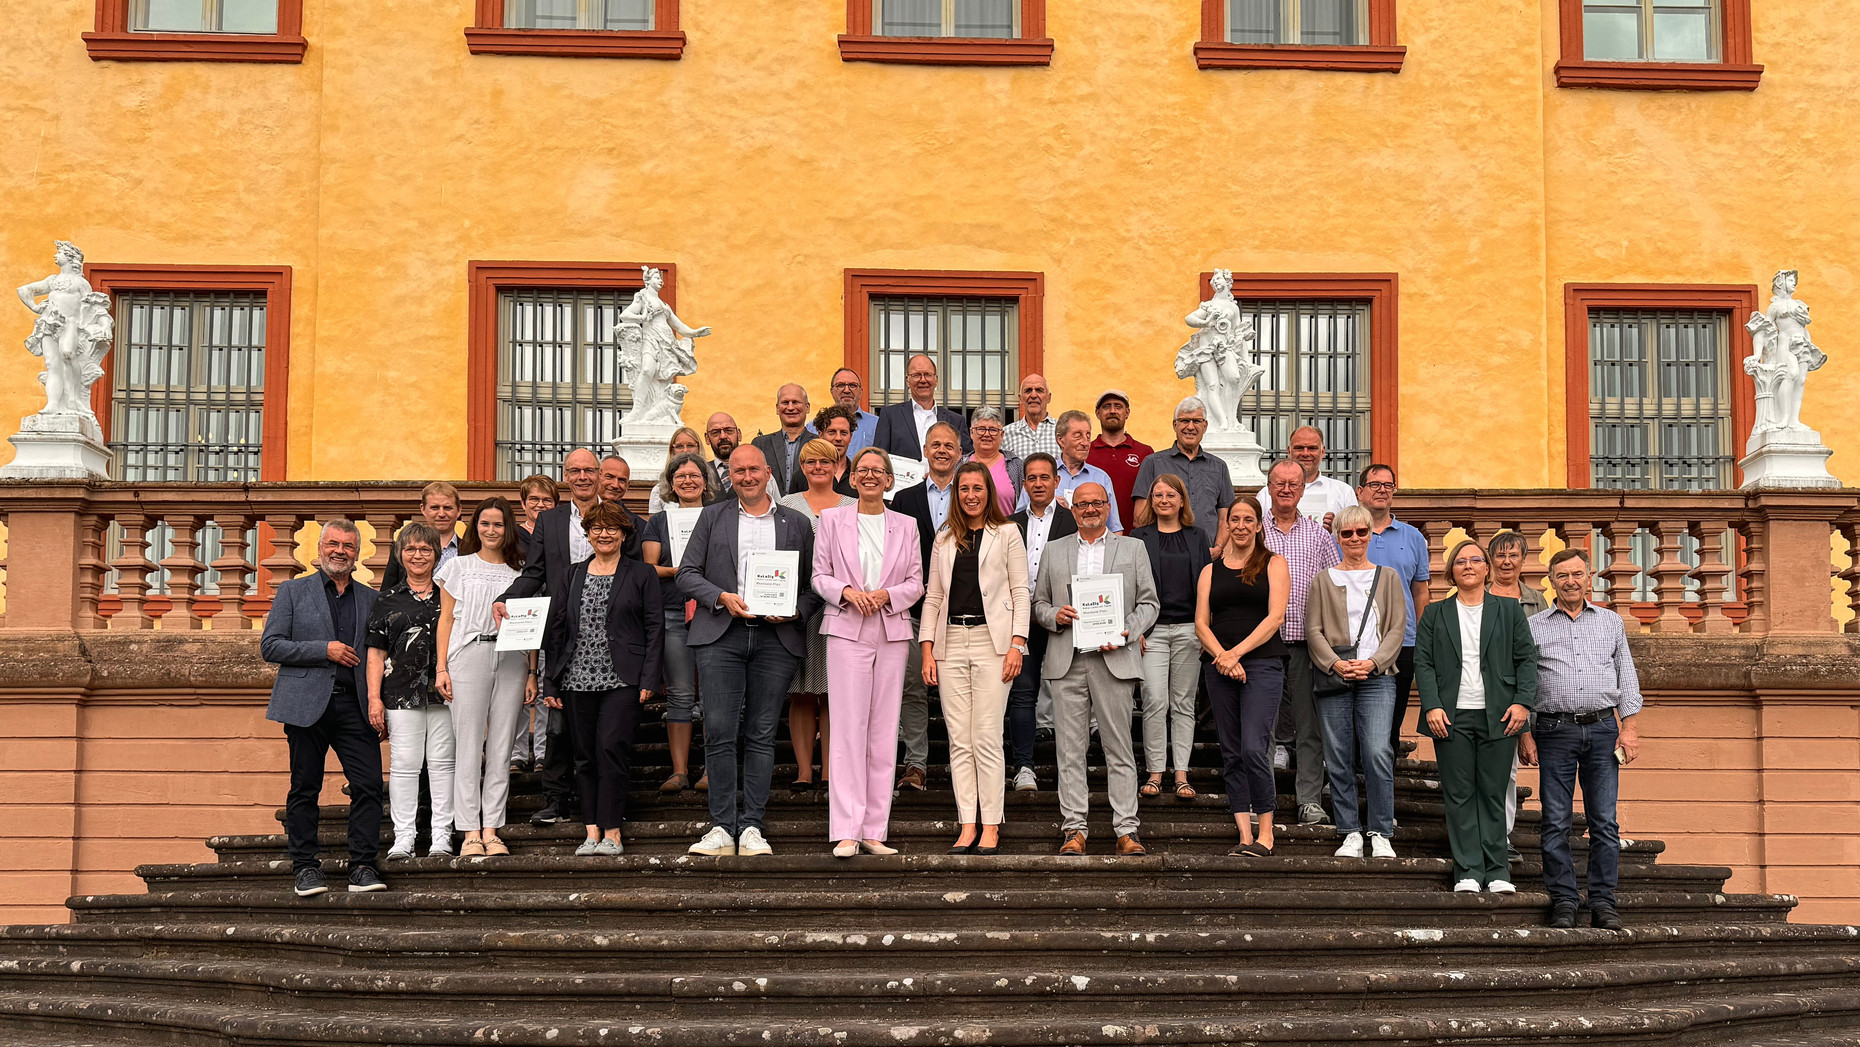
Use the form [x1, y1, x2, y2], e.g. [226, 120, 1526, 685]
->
[1174, 418, 1207, 427]
[853, 466, 891, 477]
[1453, 556, 1487, 566]
[1267, 481, 1301, 491]
[801, 458, 834, 466]
[1336, 527, 1370, 539]
[1361, 481, 1396, 492]
[705, 427, 739, 437]
[970, 427, 1002, 436]
[1072, 500, 1109, 510]
[587, 525, 625, 536]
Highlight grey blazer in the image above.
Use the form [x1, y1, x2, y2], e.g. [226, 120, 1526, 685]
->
[675, 499, 823, 659]
[1031, 532, 1159, 682]
[260, 571, 378, 728]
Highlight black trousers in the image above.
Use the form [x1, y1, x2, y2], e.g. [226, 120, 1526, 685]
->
[538, 697, 578, 814]
[1387, 646, 1417, 748]
[284, 690, 383, 872]
[1005, 628, 1049, 772]
[565, 686, 643, 831]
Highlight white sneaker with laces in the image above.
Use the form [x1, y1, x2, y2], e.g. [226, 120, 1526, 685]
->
[427, 834, 453, 858]
[1369, 834, 1397, 860]
[1333, 832, 1365, 858]
[688, 826, 737, 857]
[737, 827, 773, 856]
[1272, 745, 1291, 771]
[1454, 879, 1481, 893]
[1487, 879, 1517, 894]
[1013, 766, 1038, 792]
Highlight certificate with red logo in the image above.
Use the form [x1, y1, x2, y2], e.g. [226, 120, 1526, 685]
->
[744, 550, 800, 618]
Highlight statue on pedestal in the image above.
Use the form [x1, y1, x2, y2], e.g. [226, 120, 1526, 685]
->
[17, 241, 112, 436]
[1175, 269, 1265, 433]
[614, 266, 709, 430]
[1744, 269, 1825, 443]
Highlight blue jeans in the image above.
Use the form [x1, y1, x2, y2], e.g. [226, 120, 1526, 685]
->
[661, 611, 698, 724]
[1005, 628, 1048, 773]
[1534, 712, 1622, 909]
[694, 621, 802, 836]
[1315, 673, 1397, 837]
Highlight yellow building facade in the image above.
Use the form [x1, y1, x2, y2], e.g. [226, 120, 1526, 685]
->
[1, 0, 1856, 486]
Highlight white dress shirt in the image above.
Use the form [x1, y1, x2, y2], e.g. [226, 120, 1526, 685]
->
[1022, 501, 1059, 585]
[734, 498, 779, 602]
[911, 401, 938, 451]
[1076, 530, 1111, 577]
[567, 501, 594, 564]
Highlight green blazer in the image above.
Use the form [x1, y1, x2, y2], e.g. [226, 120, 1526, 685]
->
[1415, 594, 1539, 735]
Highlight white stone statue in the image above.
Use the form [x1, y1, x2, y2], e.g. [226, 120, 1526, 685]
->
[3, 241, 114, 478]
[1744, 269, 1825, 443]
[1175, 269, 1265, 433]
[613, 265, 708, 429]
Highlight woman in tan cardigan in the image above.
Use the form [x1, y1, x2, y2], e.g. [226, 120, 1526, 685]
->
[921, 461, 1030, 855]
[1305, 505, 1408, 859]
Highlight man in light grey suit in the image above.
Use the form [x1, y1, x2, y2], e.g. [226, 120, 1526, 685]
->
[1032, 483, 1160, 857]
[259, 519, 387, 898]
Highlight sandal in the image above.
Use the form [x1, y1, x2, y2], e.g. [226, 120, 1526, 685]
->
[1139, 778, 1163, 798]
[695, 772, 710, 792]
[1174, 782, 1197, 802]
[660, 773, 691, 793]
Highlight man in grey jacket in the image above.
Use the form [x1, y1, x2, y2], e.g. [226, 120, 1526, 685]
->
[1032, 483, 1159, 858]
[259, 519, 387, 898]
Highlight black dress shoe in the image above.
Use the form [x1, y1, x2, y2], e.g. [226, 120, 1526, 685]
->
[1549, 901, 1579, 929]
[1591, 905, 1624, 931]
[530, 803, 566, 826]
[293, 867, 327, 898]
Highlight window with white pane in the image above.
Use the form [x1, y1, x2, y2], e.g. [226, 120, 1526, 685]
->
[869, 297, 1017, 415]
[496, 288, 634, 480]
[875, 0, 1019, 38]
[505, 0, 653, 30]
[1236, 300, 1373, 482]
[1583, 0, 1719, 62]
[111, 291, 267, 483]
[131, 0, 278, 33]
[1228, 0, 1369, 45]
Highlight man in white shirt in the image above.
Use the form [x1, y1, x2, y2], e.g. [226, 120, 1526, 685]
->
[1253, 426, 1358, 527]
[1007, 453, 1077, 790]
[871, 353, 971, 460]
[1002, 373, 1059, 461]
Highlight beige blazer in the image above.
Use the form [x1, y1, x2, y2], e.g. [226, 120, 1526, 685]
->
[919, 524, 1031, 656]
[1305, 565, 1409, 675]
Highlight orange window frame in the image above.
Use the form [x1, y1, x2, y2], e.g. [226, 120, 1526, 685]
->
[1554, 0, 1760, 90]
[1194, 0, 1405, 72]
[839, 0, 1053, 66]
[465, 0, 685, 57]
[84, 0, 307, 62]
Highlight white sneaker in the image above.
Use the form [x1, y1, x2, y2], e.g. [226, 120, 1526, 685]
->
[737, 827, 773, 856]
[1013, 766, 1038, 792]
[1487, 879, 1517, 894]
[427, 834, 453, 858]
[1333, 832, 1365, 858]
[688, 826, 736, 856]
[1369, 834, 1397, 860]
[386, 839, 416, 862]
[1454, 879, 1481, 893]
[1272, 745, 1291, 771]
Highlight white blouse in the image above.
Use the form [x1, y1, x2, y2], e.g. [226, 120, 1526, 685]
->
[1455, 599, 1487, 710]
[434, 552, 520, 655]
[857, 511, 888, 590]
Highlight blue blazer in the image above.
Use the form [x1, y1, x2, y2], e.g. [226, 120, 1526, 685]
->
[675, 499, 823, 659]
[871, 401, 972, 460]
[260, 572, 378, 728]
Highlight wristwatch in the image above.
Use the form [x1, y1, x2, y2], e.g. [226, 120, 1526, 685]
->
[1011, 642, 1030, 656]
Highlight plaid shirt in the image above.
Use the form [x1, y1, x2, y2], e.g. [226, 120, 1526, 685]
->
[1002, 416, 1059, 461]
[1259, 512, 1340, 641]
[1528, 601, 1644, 718]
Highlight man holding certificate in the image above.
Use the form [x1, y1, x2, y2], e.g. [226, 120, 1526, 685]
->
[676, 445, 822, 858]
[1031, 482, 1159, 858]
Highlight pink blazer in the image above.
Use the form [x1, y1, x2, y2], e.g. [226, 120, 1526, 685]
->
[812, 505, 924, 644]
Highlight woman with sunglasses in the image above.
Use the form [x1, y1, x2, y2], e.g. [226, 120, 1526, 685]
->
[1416, 538, 1539, 893]
[780, 438, 856, 791]
[1305, 505, 1408, 859]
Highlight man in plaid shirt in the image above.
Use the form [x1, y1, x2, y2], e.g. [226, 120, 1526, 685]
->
[1002, 373, 1059, 461]
[1259, 459, 1342, 826]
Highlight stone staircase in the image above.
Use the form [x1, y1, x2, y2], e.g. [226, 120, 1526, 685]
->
[1, 701, 1857, 1046]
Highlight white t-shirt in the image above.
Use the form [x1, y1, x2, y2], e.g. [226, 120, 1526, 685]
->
[434, 552, 521, 655]
[857, 511, 887, 590]
[1455, 599, 1486, 710]
[1329, 567, 1381, 658]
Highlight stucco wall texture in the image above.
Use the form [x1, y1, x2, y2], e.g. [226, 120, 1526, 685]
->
[0, 2, 1856, 484]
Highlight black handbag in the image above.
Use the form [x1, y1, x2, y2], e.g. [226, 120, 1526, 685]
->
[1312, 566, 1382, 700]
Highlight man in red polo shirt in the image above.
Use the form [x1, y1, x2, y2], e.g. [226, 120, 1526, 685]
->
[1086, 390, 1153, 534]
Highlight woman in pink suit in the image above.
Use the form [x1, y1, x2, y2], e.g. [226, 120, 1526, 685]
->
[814, 447, 925, 858]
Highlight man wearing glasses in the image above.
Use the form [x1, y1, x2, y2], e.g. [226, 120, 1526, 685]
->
[1252, 426, 1358, 529]
[1357, 463, 1431, 749]
[703, 413, 741, 496]
[1260, 460, 1343, 826]
[828, 367, 880, 456]
[1130, 397, 1235, 554]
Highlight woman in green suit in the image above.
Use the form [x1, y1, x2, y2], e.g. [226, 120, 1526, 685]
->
[1416, 538, 1538, 894]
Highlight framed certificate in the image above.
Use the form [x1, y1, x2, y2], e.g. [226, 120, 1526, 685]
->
[664, 506, 703, 567]
[495, 597, 550, 652]
[743, 549, 801, 618]
[1071, 573, 1125, 651]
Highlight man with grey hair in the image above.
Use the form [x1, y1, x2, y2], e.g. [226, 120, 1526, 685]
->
[1259, 458, 1342, 825]
[1002, 373, 1058, 460]
[1253, 426, 1358, 529]
[751, 383, 816, 496]
[1018, 409, 1122, 532]
[1131, 396, 1235, 553]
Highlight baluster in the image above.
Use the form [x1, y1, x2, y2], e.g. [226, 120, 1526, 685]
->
[74, 513, 109, 630]
[363, 512, 403, 587]
[1598, 520, 1641, 627]
[112, 513, 159, 629]
[160, 515, 206, 629]
[1422, 519, 1451, 605]
[1838, 516, 1860, 634]
[1738, 518, 1769, 635]
[210, 513, 253, 628]
[1518, 520, 1552, 605]
[261, 514, 307, 610]
[1647, 519, 1692, 633]
[1688, 518, 1734, 635]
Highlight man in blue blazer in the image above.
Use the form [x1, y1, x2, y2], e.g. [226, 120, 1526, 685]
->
[870, 353, 971, 461]
[259, 519, 386, 898]
[677, 445, 822, 857]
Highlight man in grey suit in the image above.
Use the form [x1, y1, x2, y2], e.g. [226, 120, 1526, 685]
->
[750, 383, 817, 497]
[259, 519, 388, 898]
[1032, 483, 1160, 858]
[676, 445, 823, 858]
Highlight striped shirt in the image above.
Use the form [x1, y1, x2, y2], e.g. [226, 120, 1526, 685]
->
[1527, 601, 1643, 718]
[1259, 512, 1340, 641]
[1002, 416, 1059, 461]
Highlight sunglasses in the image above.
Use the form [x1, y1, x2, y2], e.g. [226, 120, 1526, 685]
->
[1337, 527, 1370, 539]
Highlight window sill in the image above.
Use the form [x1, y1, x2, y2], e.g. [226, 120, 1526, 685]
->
[82, 31, 307, 62]
[1554, 60, 1762, 91]
[1194, 42, 1405, 72]
[463, 27, 687, 58]
[836, 35, 1054, 66]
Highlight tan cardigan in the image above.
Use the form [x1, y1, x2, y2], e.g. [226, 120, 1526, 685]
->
[1305, 565, 1408, 676]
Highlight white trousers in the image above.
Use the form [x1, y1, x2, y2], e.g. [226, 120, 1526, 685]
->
[386, 704, 455, 847]
[447, 641, 528, 831]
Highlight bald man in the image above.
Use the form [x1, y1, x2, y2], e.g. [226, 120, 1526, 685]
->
[751, 383, 816, 496]
[1003, 373, 1059, 461]
[704, 413, 741, 495]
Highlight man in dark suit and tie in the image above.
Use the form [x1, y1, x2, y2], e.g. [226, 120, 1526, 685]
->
[677, 445, 822, 857]
[704, 412, 741, 497]
[1005, 452, 1076, 791]
[259, 519, 386, 898]
[870, 353, 971, 461]
[885, 420, 963, 791]
[750, 383, 817, 496]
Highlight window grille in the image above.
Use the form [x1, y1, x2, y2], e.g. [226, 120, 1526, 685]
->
[504, 0, 654, 30]
[1228, 0, 1368, 45]
[876, 0, 1019, 38]
[131, 0, 279, 33]
[496, 287, 634, 480]
[1236, 299, 1373, 482]
[869, 296, 1017, 417]
[111, 291, 267, 483]
[1582, 0, 1719, 61]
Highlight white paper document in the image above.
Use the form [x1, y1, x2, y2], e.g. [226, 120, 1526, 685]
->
[1071, 573, 1126, 651]
[743, 549, 801, 618]
[665, 507, 703, 567]
[887, 456, 927, 500]
[495, 597, 550, 652]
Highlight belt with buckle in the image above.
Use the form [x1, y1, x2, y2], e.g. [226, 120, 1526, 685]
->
[948, 614, 989, 627]
[1543, 709, 1612, 725]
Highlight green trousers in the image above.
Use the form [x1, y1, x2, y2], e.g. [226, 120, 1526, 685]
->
[1435, 709, 1519, 885]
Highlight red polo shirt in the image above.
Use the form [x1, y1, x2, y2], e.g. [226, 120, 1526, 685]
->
[1088, 434, 1154, 531]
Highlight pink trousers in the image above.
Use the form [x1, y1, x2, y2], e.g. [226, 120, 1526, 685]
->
[826, 626, 909, 842]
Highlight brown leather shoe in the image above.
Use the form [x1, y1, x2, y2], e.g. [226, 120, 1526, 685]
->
[1115, 833, 1148, 857]
[896, 765, 926, 791]
[1058, 831, 1088, 856]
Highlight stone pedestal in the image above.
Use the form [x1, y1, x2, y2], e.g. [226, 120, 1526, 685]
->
[1199, 428, 1267, 486]
[1, 413, 111, 479]
[611, 422, 678, 480]
[1739, 428, 1839, 491]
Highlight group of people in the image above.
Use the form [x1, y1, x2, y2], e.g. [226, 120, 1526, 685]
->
[263, 356, 1644, 930]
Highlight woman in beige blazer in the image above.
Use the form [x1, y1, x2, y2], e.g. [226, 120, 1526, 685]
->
[921, 461, 1030, 855]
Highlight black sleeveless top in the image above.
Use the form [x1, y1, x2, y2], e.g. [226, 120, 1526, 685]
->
[1207, 551, 1287, 661]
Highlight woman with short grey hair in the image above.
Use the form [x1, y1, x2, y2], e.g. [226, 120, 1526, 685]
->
[964, 405, 1023, 516]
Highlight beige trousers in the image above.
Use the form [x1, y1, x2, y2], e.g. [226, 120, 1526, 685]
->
[937, 624, 1010, 824]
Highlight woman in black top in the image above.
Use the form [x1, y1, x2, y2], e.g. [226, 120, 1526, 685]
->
[1195, 498, 1290, 856]
[364, 523, 453, 861]
[1128, 473, 1211, 802]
